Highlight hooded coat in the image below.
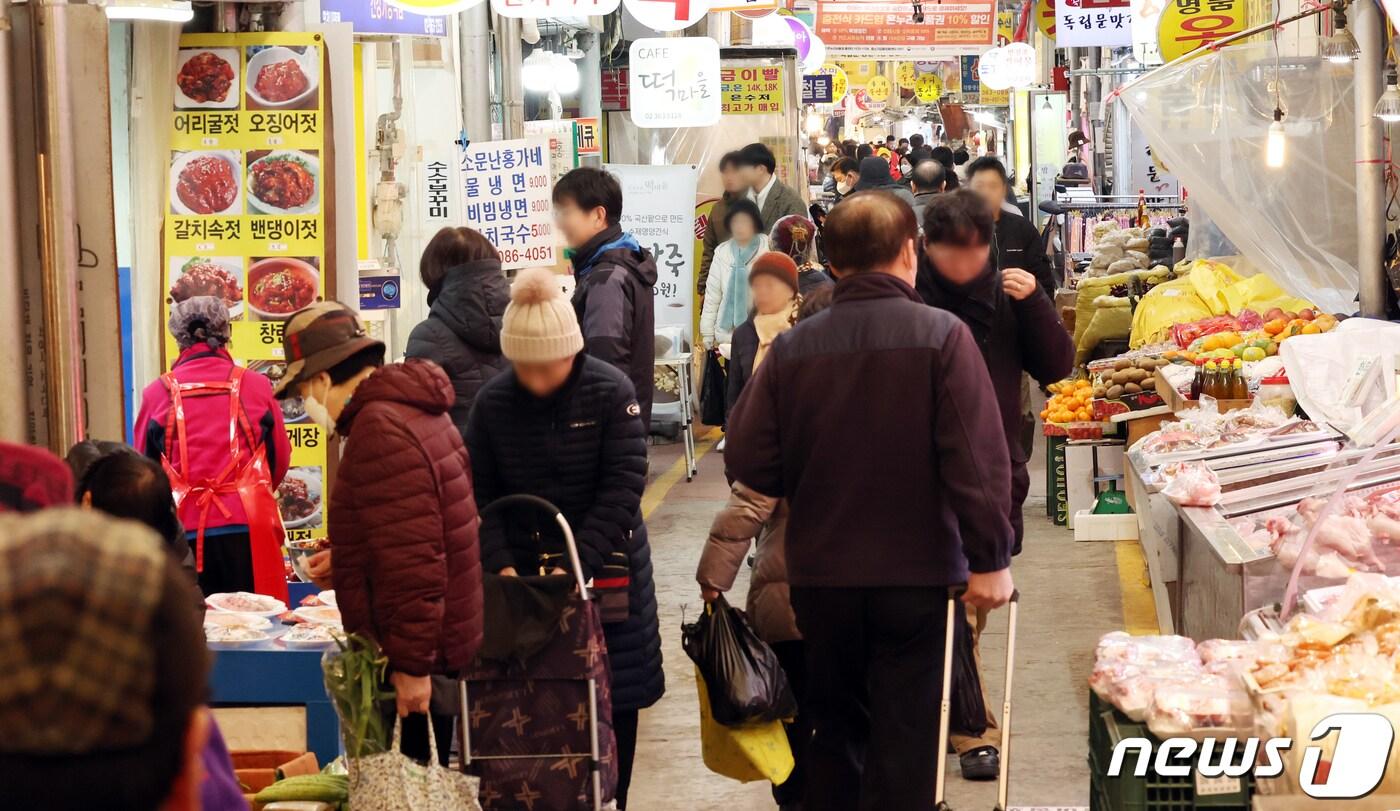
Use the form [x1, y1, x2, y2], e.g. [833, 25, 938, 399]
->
[330, 360, 483, 677]
[405, 259, 511, 439]
[466, 355, 665, 711]
[570, 225, 659, 425]
[849, 157, 917, 208]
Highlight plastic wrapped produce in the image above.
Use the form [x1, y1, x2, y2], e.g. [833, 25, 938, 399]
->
[1146, 682, 1252, 739]
[1110, 664, 1208, 721]
[1094, 631, 1200, 664]
[1163, 462, 1222, 507]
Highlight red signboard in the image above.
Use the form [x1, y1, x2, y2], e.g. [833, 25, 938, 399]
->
[815, 0, 996, 56]
[601, 67, 629, 111]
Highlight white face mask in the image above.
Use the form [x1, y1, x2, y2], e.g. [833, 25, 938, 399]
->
[301, 378, 336, 435]
[836, 179, 853, 194]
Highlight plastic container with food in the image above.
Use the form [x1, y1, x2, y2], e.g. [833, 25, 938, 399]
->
[1256, 373, 1297, 416]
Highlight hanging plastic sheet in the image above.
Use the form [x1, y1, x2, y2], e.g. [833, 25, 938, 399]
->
[1115, 43, 1359, 315]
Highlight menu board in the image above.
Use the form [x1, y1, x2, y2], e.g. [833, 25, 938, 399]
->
[164, 32, 329, 544]
[458, 137, 557, 270]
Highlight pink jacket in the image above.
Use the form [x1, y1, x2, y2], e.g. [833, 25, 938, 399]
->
[134, 345, 291, 531]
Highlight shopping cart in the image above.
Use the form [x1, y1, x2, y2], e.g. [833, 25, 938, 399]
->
[460, 494, 615, 810]
[935, 588, 1021, 811]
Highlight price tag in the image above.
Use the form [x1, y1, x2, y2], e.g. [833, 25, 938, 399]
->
[267, 136, 284, 147]
[195, 243, 215, 252]
[267, 242, 289, 252]
[1194, 774, 1241, 796]
[201, 137, 218, 147]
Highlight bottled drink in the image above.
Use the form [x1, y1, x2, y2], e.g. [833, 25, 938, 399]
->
[1202, 361, 1220, 399]
[1190, 358, 1205, 399]
[1233, 359, 1249, 399]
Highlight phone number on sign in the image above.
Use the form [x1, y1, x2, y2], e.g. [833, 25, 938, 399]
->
[498, 245, 554, 264]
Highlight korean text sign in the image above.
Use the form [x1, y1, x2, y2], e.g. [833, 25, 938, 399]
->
[629, 37, 721, 128]
[722, 65, 785, 114]
[1056, 0, 1132, 47]
[1156, 0, 1244, 61]
[165, 32, 329, 543]
[459, 137, 557, 269]
[802, 73, 834, 104]
[815, 0, 994, 57]
[318, 0, 447, 36]
[605, 164, 700, 343]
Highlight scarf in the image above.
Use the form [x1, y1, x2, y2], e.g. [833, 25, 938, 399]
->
[752, 300, 798, 370]
[573, 226, 642, 282]
[719, 237, 762, 335]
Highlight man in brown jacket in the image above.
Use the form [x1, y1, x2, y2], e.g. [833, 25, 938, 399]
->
[697, 151, 746, 295]
[725, 191, 1016, 811]
[275, 302, 483, 766]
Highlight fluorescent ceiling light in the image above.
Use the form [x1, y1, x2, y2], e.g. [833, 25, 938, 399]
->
[103, 0, 194, 22]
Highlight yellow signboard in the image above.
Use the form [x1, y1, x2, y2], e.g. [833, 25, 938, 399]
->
[837, 60, 879, 85]
[165, 31, 329, 542]
[866, 74, 892, 102]
[1157, 0, 1246, 62]
[897, 61, 918, 87]
[1036, 0, 1056, 38]
[819, 63, 850, 102]
[915, 73, 942, 102]
[721, 64, 785, 114]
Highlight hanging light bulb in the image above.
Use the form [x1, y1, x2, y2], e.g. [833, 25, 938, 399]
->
[521, 49, 554, 93]
[1376, 70, 1400, 122]
[1265, 108, 1286, 168]
[1322, 8, 1360, 63]
[805, 111, 824, 134]
[552, 52, 580, 95]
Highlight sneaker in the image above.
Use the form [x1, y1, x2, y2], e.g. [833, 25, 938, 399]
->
[716, 436, 726, 451]
[959, 745, 999, 781]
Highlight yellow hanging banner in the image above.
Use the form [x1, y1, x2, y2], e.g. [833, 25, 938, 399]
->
[818, 63, 850, 102]
[915, 73, 942, 103]
[896, 61, 918, 87]
[866, 74, 892, 102]
[1036, 0, 1056, 38]
[1157, 0, 1246, 62]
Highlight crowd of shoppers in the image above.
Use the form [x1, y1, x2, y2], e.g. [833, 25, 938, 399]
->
[0, 147, 1070, 811]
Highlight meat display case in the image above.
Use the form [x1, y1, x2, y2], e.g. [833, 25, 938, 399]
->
[1124, 428, 1352, 637]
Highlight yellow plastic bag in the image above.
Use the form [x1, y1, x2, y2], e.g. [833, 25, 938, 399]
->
[1216, 272, 1313, 318]
[695, 669, 794, 784]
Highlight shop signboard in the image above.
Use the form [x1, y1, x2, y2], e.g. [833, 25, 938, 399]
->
[1037, 0, 1058, 36]
[802, 73, 835, 104]
[165, 31, 330, 543]
[1056, 0, 1132, 46]
[523, 119, 580, 180]
[815, 63, 850, 102]
[711, 0, 779, 11]
[622, 0, 711, 32]
[358, 275, 402, 310]
[574, 117, 602, 155]
[423, 156, 453, 221]
[978, 9, 1014, 104]
[960, 55, 979, 94]
[1157, 0, 1245, 61]
[816, 0, 995, 58]
[458, 137, 557, 269]
[721, 65, 784, 114]
[629, 37, 720, 128]
[602, 68, 630, 111]
[491, 0, 620, 16]
[605, 163, 700, 346]
[914, 72, 942, 102]
[319, 0, 447, 36]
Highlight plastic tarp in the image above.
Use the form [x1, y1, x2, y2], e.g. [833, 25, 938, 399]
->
[1116, 43, 1359, 315]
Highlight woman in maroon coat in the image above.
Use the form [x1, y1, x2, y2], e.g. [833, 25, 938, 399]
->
[275, 302, 483, 765]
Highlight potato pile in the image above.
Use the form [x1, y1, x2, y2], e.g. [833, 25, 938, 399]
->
[1095, 356, 1165, 401]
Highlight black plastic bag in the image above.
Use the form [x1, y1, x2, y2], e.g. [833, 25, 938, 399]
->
[682, 595, 797, 726]
[699, 350, 727, 427]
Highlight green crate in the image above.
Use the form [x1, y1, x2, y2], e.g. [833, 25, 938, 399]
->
[1088, 690, 1252, 811]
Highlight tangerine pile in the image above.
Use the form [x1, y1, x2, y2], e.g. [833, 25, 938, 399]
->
[1042, 379, 1093, 424]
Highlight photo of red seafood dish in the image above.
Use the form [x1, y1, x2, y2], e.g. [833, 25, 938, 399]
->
[174, 48, 239, 109]
[245, 46, 319, 110]
[170, 151, 241, 215]
[255, 60, 308, 103]
[277, 467, 322, 529]
[247, 151, 318, 214]
[177, 51, 235, 105]
[247, 258, 319, 321]
[168, 257, 244, 319]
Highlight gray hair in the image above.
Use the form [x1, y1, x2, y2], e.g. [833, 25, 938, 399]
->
[167, 296, 231, 350]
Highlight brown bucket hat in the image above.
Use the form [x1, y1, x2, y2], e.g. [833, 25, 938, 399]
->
[273, 301, 384, 398]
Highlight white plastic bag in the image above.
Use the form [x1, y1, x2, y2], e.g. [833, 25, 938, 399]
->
[1162, 462, 1221, 507]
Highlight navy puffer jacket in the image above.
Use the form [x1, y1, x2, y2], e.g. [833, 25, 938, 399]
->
[466, 355, 664, 711]
[405, 259, 510, 439]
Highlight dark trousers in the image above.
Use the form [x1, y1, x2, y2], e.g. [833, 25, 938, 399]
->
[771, 640, 810, 806]
[790, 586, 950, 811]
[614, 708, 639, 809]
[189, 528, 254, 596]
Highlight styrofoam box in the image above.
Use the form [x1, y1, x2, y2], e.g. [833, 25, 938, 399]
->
[1073, 509, 1139, 542]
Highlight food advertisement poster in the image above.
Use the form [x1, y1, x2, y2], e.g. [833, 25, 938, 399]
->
[629, 37, 721, 129]
[815, 0, 995, 57]
[1156, 0, 1245, 61]
[605, 163, 699, 347]
[165, 32, 328, 543]
[721, 65, 784, 114]
[459, 137, 557, 270]
[1056, 0, 1132, 47]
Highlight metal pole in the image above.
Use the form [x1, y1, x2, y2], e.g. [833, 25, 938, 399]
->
[32, 0, 84, 451]
[1086, 48, 1106, 194]
[0, 1, 25, 442]
[1355, 0, 1386, 317]
[458, 2, 492, 144]
[495, 13, 523, 138]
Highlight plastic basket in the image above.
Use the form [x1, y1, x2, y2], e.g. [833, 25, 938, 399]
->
[1088, 691, 1252, 811]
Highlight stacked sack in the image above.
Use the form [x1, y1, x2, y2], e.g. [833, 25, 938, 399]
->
[1085, 224, 1166, 279]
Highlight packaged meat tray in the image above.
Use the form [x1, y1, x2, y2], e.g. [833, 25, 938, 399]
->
[1145, 683, 1252, 739]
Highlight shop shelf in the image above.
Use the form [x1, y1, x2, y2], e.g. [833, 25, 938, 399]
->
[1088, 690, 1252, 811]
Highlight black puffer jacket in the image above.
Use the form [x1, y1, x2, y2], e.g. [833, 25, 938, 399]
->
[465, 354, 664, 711]
[405, 259, 510, 438]
[570, 226, 658, 425]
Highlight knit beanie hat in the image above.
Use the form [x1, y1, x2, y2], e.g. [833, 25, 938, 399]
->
[500, 268, 584, 363]
[748, 252, 799, 295]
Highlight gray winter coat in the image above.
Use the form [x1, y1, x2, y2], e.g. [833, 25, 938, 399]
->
[404, 259, 510, 439]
